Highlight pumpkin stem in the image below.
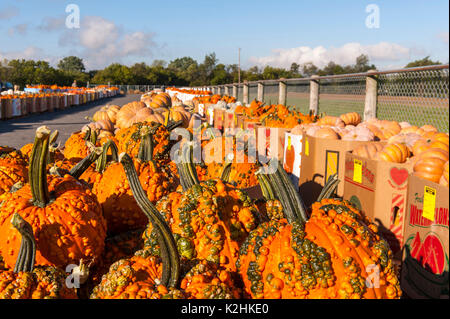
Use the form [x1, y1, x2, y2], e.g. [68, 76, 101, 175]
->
[137, 126, 156, 166]
[11, 213, 36, 273]
[176, 142, 200, 191]
[47, 130, 60, 164]
[95, 139, 119, 173]
[220, 154, 234, 182]
[166, 120, 184, 131]
[317, 174, 340, 202]
[256, 159, 308, 224]
[29, 126, 51, 207]
[83, 126, 97, 145]
[119, 152, 180, 288]
[69, 143, 103, 179]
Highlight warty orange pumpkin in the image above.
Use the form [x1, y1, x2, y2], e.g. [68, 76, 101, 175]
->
[0, 213, 78, 299]
[237, 161, 401, 299]
[0, 126, 107, 269]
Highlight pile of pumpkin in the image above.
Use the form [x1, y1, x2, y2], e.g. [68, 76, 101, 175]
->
[0, 113, 402, 298]
[236, 100, 318, 129]
[193, 94, 237, 105]
[290, 113, 449, 186]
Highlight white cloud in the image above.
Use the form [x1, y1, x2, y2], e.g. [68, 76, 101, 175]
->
[437, 31, 449, 44]
[57, 16, 157, 69]
[0, 5, 19, 20]
[79, 16, 120, 50]
[249, 42, 413, 69]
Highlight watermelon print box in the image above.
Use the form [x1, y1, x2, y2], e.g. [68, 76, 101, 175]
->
[343, 151, 414, 259]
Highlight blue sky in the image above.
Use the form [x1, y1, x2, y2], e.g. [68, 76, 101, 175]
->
[0, 0, 448, 70]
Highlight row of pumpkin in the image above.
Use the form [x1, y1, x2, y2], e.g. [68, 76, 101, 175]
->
[0, 87, 119, 120]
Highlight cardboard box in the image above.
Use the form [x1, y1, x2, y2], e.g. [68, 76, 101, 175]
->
[0, 99, 4, 119]
[343, 151, 413, 257]
[213, 108, 225, 131]
[257, 126, 290, 162]
[400, 175, 449, 299]
[223, 111, 236, 130]
[298, 136, 372, 206]
[11, 98, 21, 117]
[283, 132, 304, 187]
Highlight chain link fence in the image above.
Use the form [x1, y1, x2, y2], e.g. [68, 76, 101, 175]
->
[317, 75, 366, 118]
[206, 65, 449, 132]
[376, 68, 449, 132]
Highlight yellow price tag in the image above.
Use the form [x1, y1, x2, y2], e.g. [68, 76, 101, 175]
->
[422, 186, 436, 221]
[305, 139, 309, 156]
[353, 159, 362, 183]
[287, 135, 292, 150]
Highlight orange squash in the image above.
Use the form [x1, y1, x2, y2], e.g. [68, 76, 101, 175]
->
[352, 142, 384, 159]
[413, 132, 449, 156]
[376, 143, 410, 163]
[314, 127, 340, 139]
[413, 157, 447, 183]
[316, 116, 345, 128]
[339, 112, 361, 126]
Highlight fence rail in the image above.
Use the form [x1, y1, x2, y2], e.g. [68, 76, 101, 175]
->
[194, 64, 450, 132]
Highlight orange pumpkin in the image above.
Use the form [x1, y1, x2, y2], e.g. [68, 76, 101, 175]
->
[352, 142, 384, 159]
[237, 162, 401, 299]
[116, 101, 165, 129]
[340, 112, 361, 126]
[413, 157, 447, 183]
[412, 132, 449, 156]
[376, 143, 410, 163]
[314, 127, 340, 139]
[0, 127, 107, 269]
[316, 116, 345, 128]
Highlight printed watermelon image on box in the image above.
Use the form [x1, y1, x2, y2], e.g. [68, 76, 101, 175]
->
[401, 174, 449, 299]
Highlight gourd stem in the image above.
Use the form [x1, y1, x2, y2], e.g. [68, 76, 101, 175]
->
[258, 159, 307, 224]
[29, 126, 51, 207]
[70, 145, 103, 179]
[177, 142, 200, 191]
[95, 140, 119, 173]
[11, 213, 36, 273]
[137, 127, 155, 165]
[119, 153, 180, 288]
[317, 174, 340, 202]
[166, 120, 183, 131]
[256, 172, 274, 201]
[220, 161, 232, 182]
[274, 163, 308, 221]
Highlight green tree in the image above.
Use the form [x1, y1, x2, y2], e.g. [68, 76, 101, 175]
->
[290, 62, 300, 75]
[406, 56, 442, 68]
[57, 56, 85, 73]
[302, 62, 318, 77]
[210, 64, 229, 85]
[91, 63, 132, 85]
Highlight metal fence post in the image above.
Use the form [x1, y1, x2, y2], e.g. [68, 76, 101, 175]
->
[232, 85, 237, 98]
[278, 79, 287, 105]
[309, 75, 319, 115]
[364, 70, 378, 120]
[243, 82, 249, 105]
